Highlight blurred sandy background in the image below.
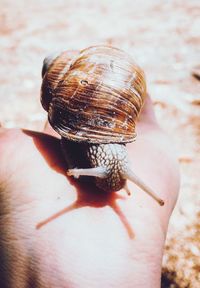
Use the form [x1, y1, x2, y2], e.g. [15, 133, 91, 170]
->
[0, 0, 200, 286]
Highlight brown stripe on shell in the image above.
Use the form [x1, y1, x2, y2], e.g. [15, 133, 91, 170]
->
[42, 46, 146, 143]
[41, 50, 78, 111]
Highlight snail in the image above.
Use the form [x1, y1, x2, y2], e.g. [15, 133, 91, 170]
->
[41, 45, 164, 206]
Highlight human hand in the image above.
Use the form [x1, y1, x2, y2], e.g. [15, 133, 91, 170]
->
[0, 95, 179, 288]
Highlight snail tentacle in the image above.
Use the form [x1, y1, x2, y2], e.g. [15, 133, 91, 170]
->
[67, 166, 107, 179]
[122, 168, 165, 206]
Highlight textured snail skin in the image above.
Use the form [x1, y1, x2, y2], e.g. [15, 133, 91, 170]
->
[87, 143, 128, 192]
[41, 46, 164, 205]
[66, 142, 164, 205]
[60, 140, 128, 192]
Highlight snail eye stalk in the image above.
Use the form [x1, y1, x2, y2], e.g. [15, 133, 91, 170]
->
[122, 168, 164, 206]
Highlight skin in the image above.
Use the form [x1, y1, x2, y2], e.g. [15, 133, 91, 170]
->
[0, 96, 180, 288]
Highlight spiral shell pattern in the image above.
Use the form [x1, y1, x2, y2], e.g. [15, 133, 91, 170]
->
[41, 46, 146, 143]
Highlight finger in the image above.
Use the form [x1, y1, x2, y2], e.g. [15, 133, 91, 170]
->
[43, 120, 60, 138]
[138, 93, 158, 124]
[127, 128, 180, 231]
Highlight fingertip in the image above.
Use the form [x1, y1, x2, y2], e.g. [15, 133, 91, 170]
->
[43, 121, 60, 138]
[139, 93, 157, 123]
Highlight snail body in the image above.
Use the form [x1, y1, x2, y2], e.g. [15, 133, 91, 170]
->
[41, 46, 164, 206]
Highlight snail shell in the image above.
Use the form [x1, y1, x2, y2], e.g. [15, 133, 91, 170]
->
[41, 46, 164, 206]
[41, 46, 146, 144]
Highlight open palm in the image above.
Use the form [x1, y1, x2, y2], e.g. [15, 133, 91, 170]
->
[0, 96, 179, 288]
